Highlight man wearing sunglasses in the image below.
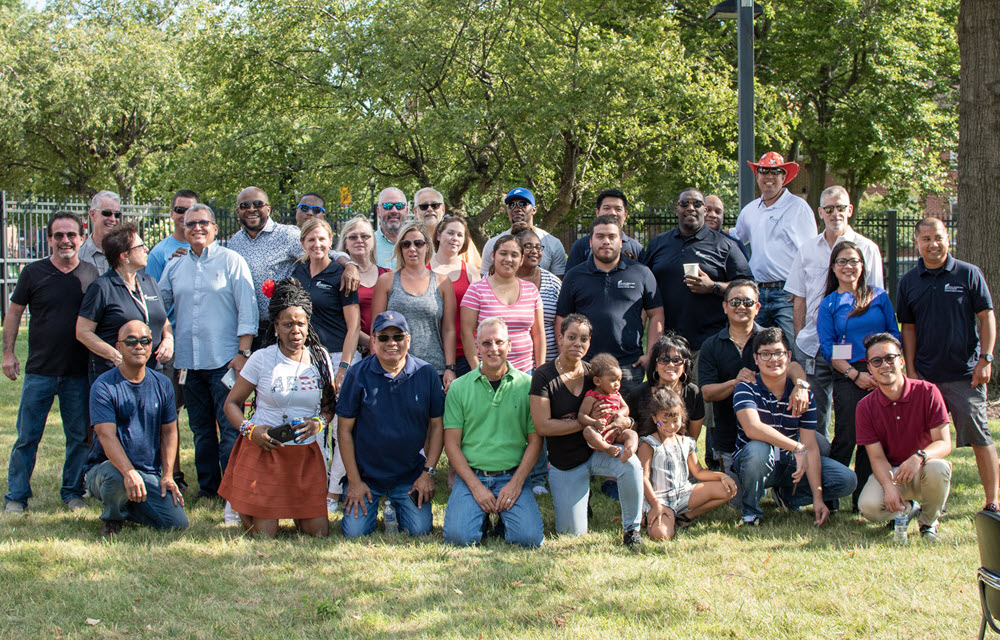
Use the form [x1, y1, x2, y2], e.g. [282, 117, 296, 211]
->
[3, 212, 98, 516]
[784, 185, 883, 439]
[480, 187, 567, 278]
[855, 333, 952, 541]
[84, 320, 188, 538]
[565, 189, 645, 270]
[414, 187, 482, 270]
[375, 187, 410, 268]
[79, 190, 122, 274]
[158, 204, 258, 502]
[294, 192, 327, 228]
[337, 311, 445, 538]
[146, 190, 199, 284]
[730, 152, 817, 344]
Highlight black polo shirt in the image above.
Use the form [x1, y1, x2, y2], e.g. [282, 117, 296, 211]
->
[697, 322, 764, 454]
[643, 225, 752, 350]
[293, 261, 360, 354]
[78, 269, 167, 369]
[896, 254, 993, 383]
[556, 256, 661, 366]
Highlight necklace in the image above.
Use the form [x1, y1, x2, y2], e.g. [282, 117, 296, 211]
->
[274, 345, 308, 422]
[555, 356, 582, 379]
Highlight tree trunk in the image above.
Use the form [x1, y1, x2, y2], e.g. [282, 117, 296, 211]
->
[805, 146, 827, 214]
[958, 0, 1000, 372]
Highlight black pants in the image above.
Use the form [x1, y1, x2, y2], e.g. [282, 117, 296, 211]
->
[831, 375, 871, 509]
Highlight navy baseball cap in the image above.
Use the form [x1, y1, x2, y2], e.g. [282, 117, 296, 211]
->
[504, 187, 535, 207]
[372, 311, 410, 334]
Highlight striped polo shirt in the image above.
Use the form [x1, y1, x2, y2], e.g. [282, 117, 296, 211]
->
[732, 374, 816, 457]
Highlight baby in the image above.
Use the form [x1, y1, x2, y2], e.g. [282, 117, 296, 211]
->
[577, 353, 638, 459]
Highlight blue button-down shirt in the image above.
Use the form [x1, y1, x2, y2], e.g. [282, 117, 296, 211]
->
[158, 242, 259, 370]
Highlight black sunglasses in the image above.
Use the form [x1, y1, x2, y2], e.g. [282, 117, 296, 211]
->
[821, 204, 849, 214]
[376, 333, 406, 343]
[119, 336, 153, 347]
[657, 355, 684, 365]
[677, 199, 704, 209]
[418, 202, 443, 211]
[757, 167, 786, 175]
[727, 297, 758, 308]
[172, 206, 190, 215]
[51, 231, 79, 241]
[297, 204, 326, 215]
[401, 239, 427, 249]
[237, 200, 268, 210]
[184, 220, 213, 228]
[99, 209, 122, 219]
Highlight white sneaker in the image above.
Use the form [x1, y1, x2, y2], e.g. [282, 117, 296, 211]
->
[532, 485, 549, 496]
[327, 497, 340, 514]
[223, 501, 240, 526]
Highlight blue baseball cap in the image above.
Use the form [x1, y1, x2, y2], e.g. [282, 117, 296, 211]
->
[504, 187, 535, 207]
[372, 311, 410, 334]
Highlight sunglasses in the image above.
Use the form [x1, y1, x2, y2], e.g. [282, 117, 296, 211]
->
[507, 200, 531, 210]
[381, 202, 407, 211]
[184, 219, 213, 228]
[677, 199, 704, 209]
[821, 204, 850, 214]
[727, 297, 758, 308]
[376, 333, 406, 343]
[119, 336, 153, 347]
[401, 239, 427, 249]
[868, 353, 901, 368]
[756, 350, 788, 361]
[757, 167, 786, 175]
[172, 206, 190, 215]
[237, 200, 268, 210]
[346, 233, 372, 242]
[99, 209, 122, 219]
[657, 356, 684, 365]
[417, 202, 443, 211]
[297, 204, 326, 215]
[834, 258, 862, 267]
[51, 231, 79, 241]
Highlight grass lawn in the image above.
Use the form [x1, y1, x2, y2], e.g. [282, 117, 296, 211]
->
[0, 333, 993, 639]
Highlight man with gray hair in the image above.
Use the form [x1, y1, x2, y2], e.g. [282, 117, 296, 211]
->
[375, 187, 409, 269]
[414, 187, 482, 269]
[79, 190, 122, 274]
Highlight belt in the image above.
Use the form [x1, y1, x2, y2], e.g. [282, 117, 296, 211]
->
[758, 280, 786, 289]
[470, 466, 519, 477]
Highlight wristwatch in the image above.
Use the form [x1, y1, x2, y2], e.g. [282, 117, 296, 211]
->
[794, 379, 811, 390]
[241, 349, 252, 358]
[981, 353, 995, 363]
[339, 361, 350, 370]
[916, 450, 928, 466]
[712, 282, 721, 296]
[423, 466, 437, 477]
[444, 364, 456, 372]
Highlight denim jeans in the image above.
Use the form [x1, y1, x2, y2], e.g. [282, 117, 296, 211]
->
[340, 481, 433, 538]
[548, 450, 643, 534]
[792, 344, 833, 439]
[443, 472, 544, 547]
[732, 440, 857, 518]
[756, 287, 795, 346]
[85, 461, 189, 529]
[526, 439, 549, 489]
[5, 373, 89, 505]
[182, 366, 238, 496]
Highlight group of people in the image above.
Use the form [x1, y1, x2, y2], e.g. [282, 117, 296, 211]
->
[2, 151, 995, 548]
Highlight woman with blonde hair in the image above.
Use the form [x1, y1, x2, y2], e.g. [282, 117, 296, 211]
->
[337, 216, 389, 355]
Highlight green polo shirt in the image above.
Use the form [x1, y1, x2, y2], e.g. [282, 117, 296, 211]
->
[444, 362, 534, 471]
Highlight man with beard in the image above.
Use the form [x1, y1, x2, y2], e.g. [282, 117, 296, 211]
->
[565, 189, 644, 269]
[375, 187, 409, 269]
[79, 190, 122, 274]
[480, 188, 566, 277]
[227, 186, 358, 349]
[556, 215, 662, 395]
[3, 212, 99, 515]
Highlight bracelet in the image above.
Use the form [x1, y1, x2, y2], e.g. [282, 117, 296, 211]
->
[248, 425, 257, 441]
[312, 415, 327, 429]
[793, 445, 807, 455]
[844, 367, 855, 380]
[239, 420, 254, 437]
[346, 260, 361, 268]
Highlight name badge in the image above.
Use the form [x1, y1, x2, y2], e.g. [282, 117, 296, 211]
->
[832, 344, 853, 361]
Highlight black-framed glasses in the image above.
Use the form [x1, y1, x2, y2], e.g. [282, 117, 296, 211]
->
[727, 297, 758, 308]
[757, 167, 786, 175]
[346, 233, 372, 242]
[507, 200, 531, 210]
[237, 200, 268, 210]
[417, 202, 443, 211]
[756, 350, 788, 361]
[119, 336, 153, 347]
[381, 201, 406, 211]
[99, 209, 122, 219]
[834, 258, 862, 267]
[677, 199, 704, 209]
[520, 243, 542, 252]
[400, 239, 427, 249]
[184, 220, 213, 229]
[657, 355, 684, 365]
[128, 243, 147, 253]
[297, 204, 326, 215]
[51, 231, 79, 241]
[376, 333, 406, 343]
[868, 353, 901, 368]
[821, 204, 849, 214]
[172, 206, 190, 215]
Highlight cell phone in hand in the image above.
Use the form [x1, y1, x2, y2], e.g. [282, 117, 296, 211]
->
[267, 422, 297, 443]
[221, 367, 238, 389]
[409, 488, 421, 507]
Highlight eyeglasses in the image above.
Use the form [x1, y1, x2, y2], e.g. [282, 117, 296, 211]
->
[417, 202, 443, 211]
[237, 200, 268, 210]
[520, 243, 542, 252]
[297, 204, 326, 215]
[727, 297, 758, 308]
[98, 209, 122, 219]
[657, 355, 684, 365]
[756, 350, 788, 361]
[677, 199, 704, 209]
[184, 220, 213, 228]
[128, 243, 147, 253]
[51, 231, 79, 241]
[757, 167, 786, 175]
[821, 204, 850, 214]
[376, 333, 406, 343]
[346, 233, 372, 242]
[400, 239, 427, 249]
[119, 336, 153, 347]
[507, 200, 531, 210]
[834, 258, 862, 267]
[381, 202, 407, 211]
[868, 353, 901, 368]
[172, 206, 190, 215]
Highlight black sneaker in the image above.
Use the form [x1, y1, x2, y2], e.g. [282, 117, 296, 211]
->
[100, 519, 124, 539]
[623, 528, 642, 548]
[771, 488, 791, 514]
[919, 523, 939, 542]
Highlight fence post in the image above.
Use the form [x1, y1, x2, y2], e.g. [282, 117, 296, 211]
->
[886, 208, 898, 305]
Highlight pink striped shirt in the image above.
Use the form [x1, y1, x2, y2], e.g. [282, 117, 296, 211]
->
[461, 277, 542, 371]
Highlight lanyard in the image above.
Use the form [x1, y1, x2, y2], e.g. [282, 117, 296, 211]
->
[834, 292, 855, 344]
[122, 273, 149, 324]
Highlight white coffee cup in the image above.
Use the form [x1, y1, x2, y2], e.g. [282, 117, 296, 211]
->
[683, 263, 700, 278]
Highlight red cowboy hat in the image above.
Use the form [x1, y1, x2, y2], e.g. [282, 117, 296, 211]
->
[747, 151, 799, 185]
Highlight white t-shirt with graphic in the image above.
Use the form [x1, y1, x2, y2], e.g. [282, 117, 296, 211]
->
[240, 344, 330, 446]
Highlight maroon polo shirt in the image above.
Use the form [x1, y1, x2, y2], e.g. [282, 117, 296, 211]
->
[856, 377, 949, 467]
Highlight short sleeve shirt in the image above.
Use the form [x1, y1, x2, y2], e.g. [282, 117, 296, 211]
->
[461, 278, 543, 372]
[698, 324, 764, 453]
[239, 344, 327, 446]
[856, 377, 949, 467]
[292, 261, 360, 354]
[731, 190, 817, 283]
[78, 270, 168, 368]
[529, 361, 595, 470]
[733, 375, 817, 456]
[481, 227, 566, 276]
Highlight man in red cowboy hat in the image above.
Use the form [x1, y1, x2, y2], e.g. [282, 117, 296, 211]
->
[730, 152, 817, 345]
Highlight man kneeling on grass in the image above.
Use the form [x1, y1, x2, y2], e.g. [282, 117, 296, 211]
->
[85, 321, 188, 538]
[442, 318, 544, 547]
[732, 327, 856, 526]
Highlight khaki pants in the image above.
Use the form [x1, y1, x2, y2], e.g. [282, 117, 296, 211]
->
[858, 459, 951, 526]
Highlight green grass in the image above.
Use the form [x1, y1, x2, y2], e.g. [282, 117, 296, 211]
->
[0, 330, 993, 639]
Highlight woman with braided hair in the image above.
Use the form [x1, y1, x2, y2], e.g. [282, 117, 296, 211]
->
[220, 278, 335, 537]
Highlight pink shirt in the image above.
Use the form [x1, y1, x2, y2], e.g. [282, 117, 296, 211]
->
[461, 278, 542, 372]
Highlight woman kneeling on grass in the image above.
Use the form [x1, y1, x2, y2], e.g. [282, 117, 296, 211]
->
[219, 279, 335, 538]
[638, 387, 736, 541]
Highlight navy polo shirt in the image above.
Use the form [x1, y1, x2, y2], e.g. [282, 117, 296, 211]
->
[566, 234, 645, 270]
[78, 269, 168, 368]
[732, 374, 816, 458]
[896, 254, 994, 383]
[698, 323, 763, 453]
[336, 353, 445, 492]
[292, 261, 360, 354]
[643, 225, 752, 350]
[556, 256, 661, 366]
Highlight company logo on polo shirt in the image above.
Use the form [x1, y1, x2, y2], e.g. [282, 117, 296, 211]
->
[143, 294, 158, 301]
[617, 280, 637, 289]
[944, 284, 964, 294]
[316, 282, 334, 290]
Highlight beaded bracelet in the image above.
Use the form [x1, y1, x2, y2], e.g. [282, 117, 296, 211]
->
[239, 420, 254, 437]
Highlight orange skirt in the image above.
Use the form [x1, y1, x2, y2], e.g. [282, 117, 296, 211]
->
[218, 437, 328, 520]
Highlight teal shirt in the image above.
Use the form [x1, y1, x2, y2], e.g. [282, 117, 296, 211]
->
[444, 363, 534, 471]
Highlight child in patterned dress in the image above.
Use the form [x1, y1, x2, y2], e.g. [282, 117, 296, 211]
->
[578, 353, 638, 460]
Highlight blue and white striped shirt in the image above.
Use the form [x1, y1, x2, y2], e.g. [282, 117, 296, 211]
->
[732, 374, 816, 457]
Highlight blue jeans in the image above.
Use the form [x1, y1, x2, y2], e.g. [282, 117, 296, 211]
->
[5, 374, 89, 505]
[526, 439, 549, 489]
[733, 440, 857, 518]
[548, 450, 643, 534]
[85, 461, 189, 529]
[182, 366, 237, 495]
[443, 472, 544, 547]
[793, 343, 833, 439]
[340, 481, 433, 538]
[756, 287, 795, 346]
